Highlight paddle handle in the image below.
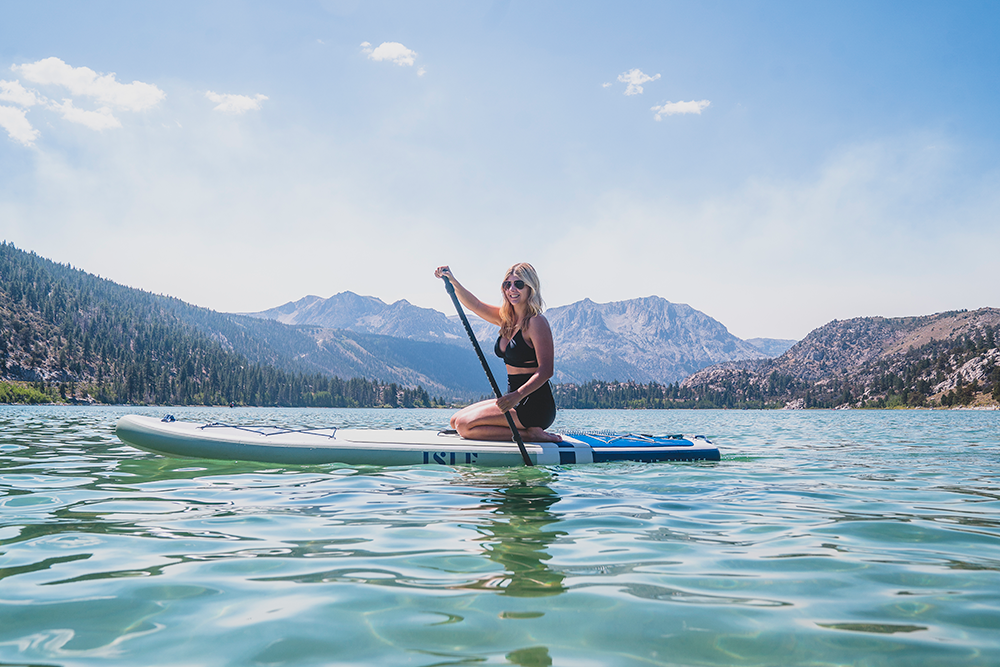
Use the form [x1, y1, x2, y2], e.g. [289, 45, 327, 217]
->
[442, 276, 533, 466]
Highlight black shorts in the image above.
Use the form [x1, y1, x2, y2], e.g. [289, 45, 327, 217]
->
[508, 373, 556, 430]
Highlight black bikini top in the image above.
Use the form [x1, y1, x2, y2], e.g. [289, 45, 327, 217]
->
[494, 329, 538, 368]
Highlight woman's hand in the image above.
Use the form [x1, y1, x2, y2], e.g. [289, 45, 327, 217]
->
[496, 391, 520, 414]
[435, 265, 502, 325]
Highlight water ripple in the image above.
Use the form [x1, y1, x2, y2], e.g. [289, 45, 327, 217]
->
[1, 405, 999, 665]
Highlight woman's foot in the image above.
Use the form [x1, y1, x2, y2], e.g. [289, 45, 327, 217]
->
[523, 427, 562, 443]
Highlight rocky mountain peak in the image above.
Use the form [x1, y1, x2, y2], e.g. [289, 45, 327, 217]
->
[244, 291, 790, 386]
[545, 296, 769, 384]
[682, 308, 1000, 408]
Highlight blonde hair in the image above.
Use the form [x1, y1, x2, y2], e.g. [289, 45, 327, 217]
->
[499, 262, 545, 339]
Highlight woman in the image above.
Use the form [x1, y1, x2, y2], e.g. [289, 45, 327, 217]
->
[434, 263, 561, 443]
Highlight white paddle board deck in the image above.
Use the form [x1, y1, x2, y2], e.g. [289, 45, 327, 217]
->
[115, 414, 720, 466]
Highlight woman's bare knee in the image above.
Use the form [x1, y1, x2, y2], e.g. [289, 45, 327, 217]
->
[453, 414, 476, 438]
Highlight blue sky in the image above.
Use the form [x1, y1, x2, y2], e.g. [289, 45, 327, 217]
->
[1, 1, 998, 340]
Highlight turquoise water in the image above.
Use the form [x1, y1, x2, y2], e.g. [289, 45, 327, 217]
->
[1, 406, 998, 666]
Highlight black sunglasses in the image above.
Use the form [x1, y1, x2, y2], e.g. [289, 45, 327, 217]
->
[502, 280, 526, 290]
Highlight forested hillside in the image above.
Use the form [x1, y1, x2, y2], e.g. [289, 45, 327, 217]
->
[680, 310, 1000, 409]
[0, 243, 435, 407]
[554, 380, 719, 409]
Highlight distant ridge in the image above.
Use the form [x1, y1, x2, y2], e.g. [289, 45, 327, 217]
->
[545, 296, 770, 384]
[6, 244, 996, 408]
[0, 242, 418, 406]
[246, 293, 787, 385]
[244, 292, 468, 346]
[683, 309, 1000, 408]
[744, 337, 797, 357]
[0, 243, 500, 402]
[2, 242, 803, 403]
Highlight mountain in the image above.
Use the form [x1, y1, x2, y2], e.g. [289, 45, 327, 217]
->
[0, 243, 492, 403]
[245, 293, 469, 346]
[744, 337, 798, 357]
[9, 243, 996, 409]
[682, 309, 1000, 408]
[0, 242, 388, 406]
[248, 293, 782, 385]
[545, 297, 769, 384]
[266, 326, 506, 398]
[2, 242, 797, 404]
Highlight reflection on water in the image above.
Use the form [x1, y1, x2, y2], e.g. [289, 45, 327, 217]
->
[506, 645, 553, 667]
[466, 480, 566, 598]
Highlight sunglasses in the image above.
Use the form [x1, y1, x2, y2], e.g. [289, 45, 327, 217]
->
[502, 280, 526, 291]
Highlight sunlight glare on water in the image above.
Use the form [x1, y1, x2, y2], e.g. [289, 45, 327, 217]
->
[1, 405, 998, 666]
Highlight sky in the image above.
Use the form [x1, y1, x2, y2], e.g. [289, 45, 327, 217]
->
[1, 1, 998, 340]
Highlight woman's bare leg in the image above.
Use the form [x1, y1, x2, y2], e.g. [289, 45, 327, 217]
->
[451, 400, 561, 442]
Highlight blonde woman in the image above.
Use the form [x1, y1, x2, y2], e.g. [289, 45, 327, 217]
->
[434, 263, 561, 443]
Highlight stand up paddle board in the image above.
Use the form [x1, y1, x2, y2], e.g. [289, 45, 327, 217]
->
[116, 414, 720, 467]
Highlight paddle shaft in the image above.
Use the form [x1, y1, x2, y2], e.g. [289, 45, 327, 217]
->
[442, 276, 533, 466]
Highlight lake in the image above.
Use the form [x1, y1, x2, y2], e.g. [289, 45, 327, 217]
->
[1, 405, 998, 666]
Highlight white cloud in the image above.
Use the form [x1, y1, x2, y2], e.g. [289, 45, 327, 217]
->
[2, 59, 163, 140]
[205, 91, 269, 114]
[363, 41, 417, 67]
[651, 99, 710, 120]
[602, 82, 612, 88]
[0, 79, 42, 107]
[0, 105, 39, 145]
[13, 57, 164, 111]
[50, 99, 122, 130]
[417, 67, 426, 77]
[617, 68, 660, 95]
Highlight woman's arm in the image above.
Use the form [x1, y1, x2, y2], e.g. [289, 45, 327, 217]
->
[496, 314, 555, 412]
[434, 266, 501, 325]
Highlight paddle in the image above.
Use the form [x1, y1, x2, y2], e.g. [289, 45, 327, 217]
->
[441, 275, 533, 466]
